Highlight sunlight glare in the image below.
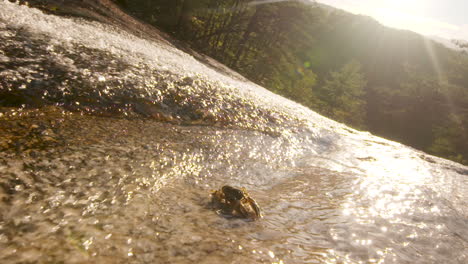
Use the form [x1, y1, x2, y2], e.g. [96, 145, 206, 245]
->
[375, 0, 424, 14]
[372, 0, 426, 31]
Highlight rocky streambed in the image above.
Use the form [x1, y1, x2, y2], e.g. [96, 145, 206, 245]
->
[1, 1, 467, 264]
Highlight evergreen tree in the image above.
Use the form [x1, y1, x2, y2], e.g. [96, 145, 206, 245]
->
[316, 60, 367, 128]
[117, 0, 468, 164]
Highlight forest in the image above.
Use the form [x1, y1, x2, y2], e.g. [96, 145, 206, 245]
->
[114, 0, 468, 165]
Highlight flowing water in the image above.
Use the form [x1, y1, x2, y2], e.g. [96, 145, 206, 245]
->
[0, 1, 467, 263]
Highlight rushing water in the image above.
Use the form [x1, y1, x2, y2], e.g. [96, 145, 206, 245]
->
[0, 1, 467, 263]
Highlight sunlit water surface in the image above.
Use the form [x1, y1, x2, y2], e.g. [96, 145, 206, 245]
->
[0, 2, 467, 263]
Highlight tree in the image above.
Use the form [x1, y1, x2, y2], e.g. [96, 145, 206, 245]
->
[315, 60, 367, 128]
[116, 0, 468, 164]
[429, 117, 467, 164]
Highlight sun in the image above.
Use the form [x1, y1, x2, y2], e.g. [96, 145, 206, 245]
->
[319, 0, 460, 41]
[373, 8, 415, 29]
[368, 0, 428, 32]
[373, 0, 423, 13]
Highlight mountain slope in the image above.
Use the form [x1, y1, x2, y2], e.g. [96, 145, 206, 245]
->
[1, 1, 467, 263]
[113, 0, 468, 165]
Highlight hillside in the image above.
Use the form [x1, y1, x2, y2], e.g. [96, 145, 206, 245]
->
[1, 1, 467, 263]
[113, 0, 468, 165]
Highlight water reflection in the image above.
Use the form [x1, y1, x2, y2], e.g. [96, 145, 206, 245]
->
[317, 135, 468, 263]
[1, 1, 467, 263]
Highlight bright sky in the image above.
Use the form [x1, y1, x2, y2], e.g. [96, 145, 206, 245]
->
[316, 0, 468, 41]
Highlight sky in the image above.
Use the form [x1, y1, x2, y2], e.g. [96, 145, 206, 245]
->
[316, 0, 468, 41]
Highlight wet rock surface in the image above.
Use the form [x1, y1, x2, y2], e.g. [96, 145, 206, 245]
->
[0, 24, 296, 137]
[0, 105, 303, 264]
[1, 2, 467, 264]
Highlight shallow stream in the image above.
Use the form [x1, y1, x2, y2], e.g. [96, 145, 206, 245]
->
[0, 1, 467, 263]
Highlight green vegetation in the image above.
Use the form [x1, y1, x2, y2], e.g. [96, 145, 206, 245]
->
[116, 0, 468, 165]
